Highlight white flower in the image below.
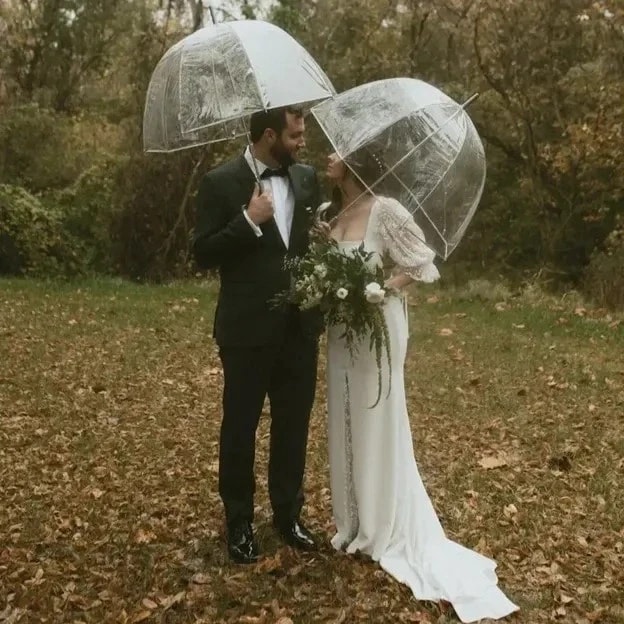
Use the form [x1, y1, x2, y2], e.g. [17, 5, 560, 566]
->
[365, 282, 382, 294]
[314, 264, 328, 278]
[365, 289, 386, 304]
[364, 282, 385, 304]
[336, 287, 348, 300]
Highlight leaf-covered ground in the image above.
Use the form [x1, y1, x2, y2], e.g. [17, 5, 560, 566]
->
[1, 278, 623, 624]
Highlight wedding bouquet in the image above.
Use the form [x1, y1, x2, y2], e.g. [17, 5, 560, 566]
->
[274, 232, 394, 406]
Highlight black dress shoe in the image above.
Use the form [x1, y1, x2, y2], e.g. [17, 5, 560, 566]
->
[227, 522, 259, 564]
[275, 519, 318, 551]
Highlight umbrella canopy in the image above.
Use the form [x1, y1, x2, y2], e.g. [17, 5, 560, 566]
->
[143, 20, 336, 153]
[311, 78, 485, 259]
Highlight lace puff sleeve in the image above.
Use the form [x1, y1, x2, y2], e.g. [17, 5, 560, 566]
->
[376, 197, 440, 283]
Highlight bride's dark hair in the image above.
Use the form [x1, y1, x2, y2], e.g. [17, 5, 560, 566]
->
[322, 148, 386, 222]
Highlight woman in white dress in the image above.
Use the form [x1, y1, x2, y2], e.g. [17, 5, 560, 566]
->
[318, 152, 519, 623]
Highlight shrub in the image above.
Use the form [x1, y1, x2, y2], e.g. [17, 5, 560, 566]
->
[0, 184, 80, 276]
[582, 217, 624, 309]
[53, 159, 121, 274]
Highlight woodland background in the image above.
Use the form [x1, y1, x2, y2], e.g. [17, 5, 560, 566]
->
[1, 0, 623, 306]
[2, 4, 624, 623]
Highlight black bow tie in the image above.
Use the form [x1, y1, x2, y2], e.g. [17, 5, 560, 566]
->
[260, 166, 289, 179]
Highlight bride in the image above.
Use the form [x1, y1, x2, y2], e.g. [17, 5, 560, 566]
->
[317, 151, 519, 623]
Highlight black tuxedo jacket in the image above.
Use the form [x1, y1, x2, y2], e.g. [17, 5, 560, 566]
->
[193, 154, 322, 347]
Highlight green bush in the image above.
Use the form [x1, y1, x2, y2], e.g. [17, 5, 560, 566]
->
[0, 104, 124, 192]
[582, 218, 624, 309]
[0, 105, 76, 190]
[110, 147, 217, 281]
[52, 159, 122, 274]
[0, 184, 81, 277]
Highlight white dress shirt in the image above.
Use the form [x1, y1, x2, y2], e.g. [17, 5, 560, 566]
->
[242, 146, 295, 248]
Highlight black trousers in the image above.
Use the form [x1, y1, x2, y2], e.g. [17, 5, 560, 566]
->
[217, 314, 318, 529]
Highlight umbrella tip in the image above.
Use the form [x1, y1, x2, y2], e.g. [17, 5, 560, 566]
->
[462, 92, 479, 108]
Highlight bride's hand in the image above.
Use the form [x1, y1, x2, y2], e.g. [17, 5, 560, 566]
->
[312, 220, 332, 239]
[385, 274, 413, 292]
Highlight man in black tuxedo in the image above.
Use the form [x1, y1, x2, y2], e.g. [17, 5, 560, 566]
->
[193, 106, 322, 563]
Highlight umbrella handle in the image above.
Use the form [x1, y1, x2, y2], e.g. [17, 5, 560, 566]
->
[245, 134, 265, 191]
[208, 4, 217, 24]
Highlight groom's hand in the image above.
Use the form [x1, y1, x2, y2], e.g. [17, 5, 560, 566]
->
[247, 183, 274, 225]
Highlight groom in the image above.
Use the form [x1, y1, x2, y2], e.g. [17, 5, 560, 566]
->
[193, 106, 322, 564]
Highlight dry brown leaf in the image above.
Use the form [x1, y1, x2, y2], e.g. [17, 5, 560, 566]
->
[3, 278, 624, 624]
[333, 610, 348, 624]
[503, 504, 518, 518]
[141, 598, 158, 610]
[134, 529, 157, 544]
[478, 454, 508, 469]
[130, 611, 151, 624]
[270, 599, 283, 618]
[0, 608, 26, 624]
[160, 591, 185, 610]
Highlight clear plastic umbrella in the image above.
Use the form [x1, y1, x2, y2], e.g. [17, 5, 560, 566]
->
[143, 20, 336, 154]
[310, 78, 485, 259]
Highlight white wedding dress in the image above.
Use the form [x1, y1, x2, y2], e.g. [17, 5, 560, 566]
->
[323, 197, 519, 623]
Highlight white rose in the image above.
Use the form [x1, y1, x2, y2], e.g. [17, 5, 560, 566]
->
[336, 287, 348, 300]
[365, 282, 382, 294]
[364, 282, 385, 304]
[314, 264, 328, 278]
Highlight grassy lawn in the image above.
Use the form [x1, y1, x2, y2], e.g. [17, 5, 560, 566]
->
[1, 277, 623, 624]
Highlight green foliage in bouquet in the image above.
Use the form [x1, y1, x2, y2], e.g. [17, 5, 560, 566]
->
[274, 232, 394, 407]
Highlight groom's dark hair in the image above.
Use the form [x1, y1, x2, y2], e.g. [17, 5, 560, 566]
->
[250, 106, 304, 143]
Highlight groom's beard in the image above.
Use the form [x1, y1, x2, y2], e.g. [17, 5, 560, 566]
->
[270, 142, 296, 168]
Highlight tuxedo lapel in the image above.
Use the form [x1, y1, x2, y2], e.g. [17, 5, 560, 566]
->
[287, 166, 313, 251]
[233, 153, 256, 188]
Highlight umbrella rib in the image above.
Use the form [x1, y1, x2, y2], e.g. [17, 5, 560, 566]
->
[312, 106, 403, 156]
[211, 49, 224, 122]
[315, 114, 449, 252]
[146, 133, 236, 153]
[312, 116, 348, 161]
[371, 106, 470, 259]
[391, 112, 479, 259]
[413, 115, 468, 217]
[315, 101, 471, 258]
[235, 31, 266, 109]
[419, 143, 465, 208]
[373, 104, 467, 188]
[301, 56, 330, 91]
[157, 76, 168, 149]
[384, 171, 450, 253]
[417, 115, 485, 255]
